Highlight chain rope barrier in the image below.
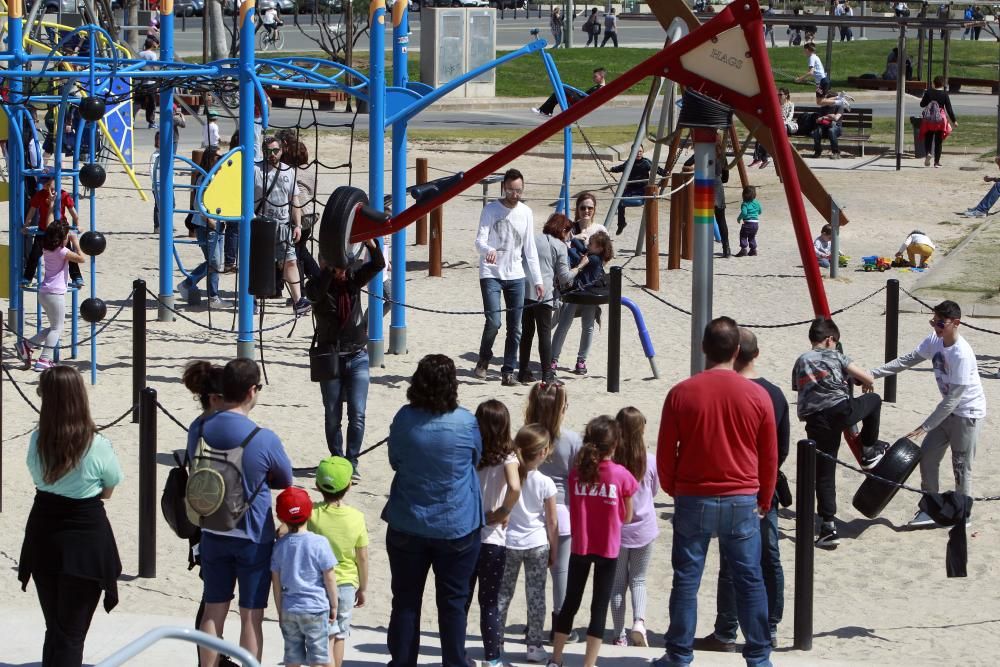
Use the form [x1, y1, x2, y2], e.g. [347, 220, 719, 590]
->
[5, 288, 134, 349]
[901, 287, 1000, 336]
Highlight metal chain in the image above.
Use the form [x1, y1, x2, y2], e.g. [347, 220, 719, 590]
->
[145, 288, 302, 334]
[96, 406, 136, 432]
[6, 288, 135, 349]
[3, 364, 40, 414]
[2, 364, 134, 429]
[814, 448, 1000, 503]
[901, 287, 1000, 336]
[156, 400, 191, 433]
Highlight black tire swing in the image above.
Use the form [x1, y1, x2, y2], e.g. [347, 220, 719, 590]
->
[852, 436, 922, 519]
[318, 186, 389, 269]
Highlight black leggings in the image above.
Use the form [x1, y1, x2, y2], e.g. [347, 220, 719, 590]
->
[519, 302, 554, 375]
[554, 553, 616, 639]
[924, 130, 943, 165]
[714, 206, 730, 253]
[33, 570, 102, 667]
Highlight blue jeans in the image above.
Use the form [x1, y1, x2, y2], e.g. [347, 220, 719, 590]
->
[662, 495, 772, 667]
[714, 496, 784, 642]
[551, 302, 598, 363]
[319, 349, 370, 471]
[224, 219, 239, 266]
[182, 226, 223, 297]
[386, 527, 481, 667]
[479, 278, 525, 373]
[812, 123, 841, 154]
[973, 181, 1000, 214]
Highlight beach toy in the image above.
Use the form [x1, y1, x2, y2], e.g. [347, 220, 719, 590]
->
[319, 186, 389, 270]
[852, 436, 922, 519]
[80, 297, 107, 323]
[79, 230, 107, 256]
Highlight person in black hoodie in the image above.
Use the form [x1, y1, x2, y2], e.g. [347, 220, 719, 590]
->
[609, 145, 666, 235]
[307, 238, 385, 482]
[919, 76, 958, 168]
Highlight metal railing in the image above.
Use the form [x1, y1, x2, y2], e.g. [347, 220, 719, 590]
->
[95, 626, 260, 667]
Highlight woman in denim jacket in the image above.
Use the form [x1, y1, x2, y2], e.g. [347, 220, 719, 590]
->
[382, 354, 484, 667]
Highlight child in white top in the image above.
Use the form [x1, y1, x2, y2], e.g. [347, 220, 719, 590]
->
[813, 224, 833, 268]
[469, 400, 522, 667]
[496, 424, 557, 664]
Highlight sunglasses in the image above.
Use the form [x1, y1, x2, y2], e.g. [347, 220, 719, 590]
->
[579, 205, 595, 211]
[930, 318, 951, 329]
[266, 147, 281, 155]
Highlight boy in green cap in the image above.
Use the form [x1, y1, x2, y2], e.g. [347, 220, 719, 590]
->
[308, 456, 369, 667]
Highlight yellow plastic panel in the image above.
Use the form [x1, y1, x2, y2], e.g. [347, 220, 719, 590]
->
[201, 150, 242, 218]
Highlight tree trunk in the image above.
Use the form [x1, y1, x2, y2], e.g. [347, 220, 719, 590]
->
[126, 0, 139, 52]
[208, 0, 229, 61]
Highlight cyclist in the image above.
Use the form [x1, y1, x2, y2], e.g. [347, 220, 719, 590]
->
[261, 6, 281, 44]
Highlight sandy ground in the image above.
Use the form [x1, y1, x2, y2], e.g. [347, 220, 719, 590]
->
[1, 134, 1000, 666]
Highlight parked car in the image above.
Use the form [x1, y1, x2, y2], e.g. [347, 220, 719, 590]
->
[297, 0, 343, 13]
[260, 0, 297, 14]
[492, 0, 525, 8]
[174, 0, 205, 17]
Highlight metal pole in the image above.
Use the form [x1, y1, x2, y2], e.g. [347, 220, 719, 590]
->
[607, 266, 622, 393]
[415, 157, 428, 245]
[859, 0, 866, 39]
[644, 185, 659, 289]
[0, 312, 3, 513]
[157, 0, 177, 323]
[367, 0, 388, 368]
[884, 278, 900, 403]
[138, 387, 157, 579]
[236, 0, 257, 358]
[133, 279, 147, 423]
[895, 25, 906, 171]
[794, 438, 816, 651]
[926, 29, 933, 84]
[429, 205, 442, 277]
[942, 26, 951, 89]
[7, 0, 24, 332]
[829, 199, 840, 278]
[389, 3, 409, 356]
[689, 129, 716, 376]
[824, 0, 835, 78]
[564, 0, 572, 47]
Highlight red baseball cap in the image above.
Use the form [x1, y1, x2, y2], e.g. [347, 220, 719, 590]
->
[276, 487, 313, 525]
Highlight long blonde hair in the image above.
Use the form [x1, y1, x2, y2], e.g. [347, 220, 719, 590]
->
[515, 423, 552, 481]
[525, 381, 567, 444]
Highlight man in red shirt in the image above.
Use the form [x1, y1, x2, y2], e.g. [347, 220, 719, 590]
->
[653, 316, 777, 667]
[22, 176, 82, 284]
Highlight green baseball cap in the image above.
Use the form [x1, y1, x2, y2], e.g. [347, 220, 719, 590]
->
[316, 456, 353, 494]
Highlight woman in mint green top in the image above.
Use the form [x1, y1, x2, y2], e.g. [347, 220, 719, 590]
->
[18, 365, 123, 667]
[735, 185, 762, 257]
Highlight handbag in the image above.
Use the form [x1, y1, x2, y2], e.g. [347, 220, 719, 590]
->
[309, 330, 340, 382]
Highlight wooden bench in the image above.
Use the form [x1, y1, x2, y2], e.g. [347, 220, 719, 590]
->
[947, 77, 1000, 94]
[847, 76, 928, 95]
[268, 88, 349, 111]
[791, 105, 874, 157]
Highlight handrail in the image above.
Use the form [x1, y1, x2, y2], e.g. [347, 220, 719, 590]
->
[94, 626, 261, 667]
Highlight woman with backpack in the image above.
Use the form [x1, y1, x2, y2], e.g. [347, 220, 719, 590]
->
[919, 76, 957, 168]
[185, 358, 293, 667]
[583, 8, 600, 47]
[19, 365, 123, 667]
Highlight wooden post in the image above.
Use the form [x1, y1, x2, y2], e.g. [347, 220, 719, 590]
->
[682, 174, 694, 261]
[728, 125, 749, 190]
[668, 174, 683, 270]
[429, 205, 443, 277]
[644, 185, 659, 290]
[415, 157, 428, 245]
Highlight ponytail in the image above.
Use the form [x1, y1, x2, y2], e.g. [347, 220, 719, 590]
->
[514, 423, 552, 482]
[575, 415, 620, 484]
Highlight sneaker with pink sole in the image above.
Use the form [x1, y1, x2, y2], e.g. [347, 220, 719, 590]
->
[33, 358, 54, 372]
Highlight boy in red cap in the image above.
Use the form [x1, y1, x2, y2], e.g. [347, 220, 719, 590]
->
[271, 487, 338, 667]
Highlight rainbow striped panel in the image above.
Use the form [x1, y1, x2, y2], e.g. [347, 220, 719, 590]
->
[694, 177, 714, 225]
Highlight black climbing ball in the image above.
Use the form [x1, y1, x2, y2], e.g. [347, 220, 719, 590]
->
[79, 230, 107, 256]
[80, 297, 107, 323]
[79, 97, 106, 122]
[79, 163, 106, 189]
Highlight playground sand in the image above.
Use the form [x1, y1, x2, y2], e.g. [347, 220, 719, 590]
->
[1, 138, 999, 666]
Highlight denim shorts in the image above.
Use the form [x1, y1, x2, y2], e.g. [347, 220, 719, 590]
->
[280, 611, 330, 666]
[330, 584, 356, 639]
[199, 533, 273, 609]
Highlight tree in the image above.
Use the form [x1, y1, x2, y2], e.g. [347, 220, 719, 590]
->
[208, 0, 230, 61]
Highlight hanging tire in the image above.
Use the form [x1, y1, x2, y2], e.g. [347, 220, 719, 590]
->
[319, 186, 368, 269]
[852, 437, 922, 519]
[562, 288, 611, 306]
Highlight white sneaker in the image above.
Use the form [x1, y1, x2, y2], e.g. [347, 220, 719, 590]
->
[176, 282, 190, 301]
[207, 295, 231, 308]
[526, 645, 549, 663]
[962, 208, 987, 218]
[907, 510, 938, 528]
[924, 154, 932, 166]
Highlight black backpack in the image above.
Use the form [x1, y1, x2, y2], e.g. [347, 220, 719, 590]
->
[161, 451, 200, 540]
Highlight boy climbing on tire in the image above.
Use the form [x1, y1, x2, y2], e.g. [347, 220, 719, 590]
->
[868, 300, 986, 528]
[793, 318, 887, 548]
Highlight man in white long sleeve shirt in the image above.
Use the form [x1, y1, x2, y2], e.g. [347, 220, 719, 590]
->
[474, 168, 544, 386]
[869, 300, 986, 527]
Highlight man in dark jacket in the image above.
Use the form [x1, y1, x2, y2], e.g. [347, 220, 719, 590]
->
[308, 238, 385, 481]
[609, 145, 667, 235]
[532, 67, 606, 117]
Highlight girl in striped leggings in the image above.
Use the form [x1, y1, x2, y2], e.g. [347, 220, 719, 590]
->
[610, 407, 659, 647]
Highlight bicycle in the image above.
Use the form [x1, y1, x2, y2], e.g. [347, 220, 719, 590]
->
[257, 24, 285, 51]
